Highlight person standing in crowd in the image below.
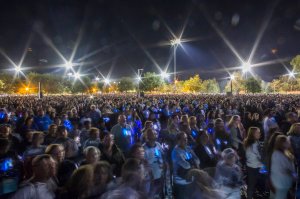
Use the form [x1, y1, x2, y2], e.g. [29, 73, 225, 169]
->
[45, 144, 78, 187]
[80, 120, 92, 146]
[33, 109, 52, 132]
[44, 124, 58, 145]
[23, 131, 46, 159]
[263, 109, 278, 141]
[143, 128, 165, 198]
[82, 127, 101, 149]
[11, 154, 57, 199]
[99, 133, 125, 177]
[194, 133, 218, 169]
[89, 105, 101, 126]
[215, 148, 243, 199]
[58, 165, 94, 199]
[288, 123, 300, 165]
[91, 161, 113, 198]
[244, 127, 263, 199]
[111, 114, 134, 156]
[214, 118, 231, 152]
[80, 146, 101, 166]
[281, 112, 299, 134]
[53, 125, 79, 159]
[172, 132, 200, 199]
[270, 135, 296, 199]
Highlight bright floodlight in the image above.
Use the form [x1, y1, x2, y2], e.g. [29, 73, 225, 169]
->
[161, 71, 169, 79]
[242, 62, 251, 73]
[74, 72, 80, 79]
[104, 78, 110, 84]
[65, 62, 73, 69]
[137, 76, 142, 82]
[230, 74, 235, 80]
[289, 71, 295, 78]
[171, 38, 182, 46]
[95, 77, 100, 81]
[15, 66, 21, 72]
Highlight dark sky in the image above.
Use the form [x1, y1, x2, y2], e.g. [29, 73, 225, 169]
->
[0, 0, 300, 82]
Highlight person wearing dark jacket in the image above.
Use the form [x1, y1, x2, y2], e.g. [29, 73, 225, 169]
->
[99, 133, 125, 177]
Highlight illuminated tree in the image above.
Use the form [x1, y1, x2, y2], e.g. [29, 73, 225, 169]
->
[140, 72, 164, 92]
[182, 74, 203, 93]
[225, 71, 245, 93]
[290, 55, 300, 73]
[118, 77, 134, 92]
[244, 77, 262, 93]
[202, 79, 220, 93]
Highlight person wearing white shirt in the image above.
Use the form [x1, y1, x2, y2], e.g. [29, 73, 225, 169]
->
[270, 135, 296, 199]
[244, 127, 263, 199]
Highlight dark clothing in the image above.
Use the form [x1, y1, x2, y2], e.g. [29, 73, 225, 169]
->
[194, 144, 217, 169]
[98, 144, 125, 177]
[246, 166, 260, 199]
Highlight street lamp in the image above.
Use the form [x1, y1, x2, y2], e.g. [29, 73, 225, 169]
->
[104, 78, 110, 85]
[15, 66, 21, 72]
[65, 62, 73, 69]
[74, 72, 80, 79]
[95, 77, 100, 81]
[288, 71, 295, 78]
[161, 71, 169, 79]
[137, 69, 143, 97]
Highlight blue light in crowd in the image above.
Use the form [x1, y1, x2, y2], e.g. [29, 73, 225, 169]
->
[185, 152, 192, 160]
[207, 128, 213, 134]
[224, 141, 228, 145]
[192, 130, 197, 138]
[0, 112, 5, 119]
[216, 139, 221, 145]
[64, 120, 73, 130]
[259, 165, 268, 174]
[154, 148, 160, 157]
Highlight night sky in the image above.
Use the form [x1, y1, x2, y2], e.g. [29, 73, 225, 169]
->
[0, 0, 300, 82]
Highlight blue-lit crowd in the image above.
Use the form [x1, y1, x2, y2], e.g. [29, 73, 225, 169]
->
[0, 94, 300, 199]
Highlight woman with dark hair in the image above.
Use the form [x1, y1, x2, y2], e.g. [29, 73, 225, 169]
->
[244, 127, 263, 199]
[214, 118, 231, 152]
[270, 135, 296, 199]
[128, 144, 152, 195]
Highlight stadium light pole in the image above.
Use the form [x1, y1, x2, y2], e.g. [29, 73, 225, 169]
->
[171, 38, 181, 92]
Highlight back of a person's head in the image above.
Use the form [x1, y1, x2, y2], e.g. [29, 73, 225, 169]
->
[274, 135, 288, 152]
[287, 123, 300, 136]
[67, 165, 94, 198]
[121, 158, 141, 179]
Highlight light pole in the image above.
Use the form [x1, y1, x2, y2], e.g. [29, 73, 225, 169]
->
[171, 39, 181, 93]
[230, 74, 235, 94]
[137, 69, 143, 97]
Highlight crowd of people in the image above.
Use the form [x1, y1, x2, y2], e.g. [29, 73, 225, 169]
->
[0, 94, 299, 199]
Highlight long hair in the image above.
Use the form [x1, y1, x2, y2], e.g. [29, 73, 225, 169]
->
[287, 123, 300, 136]
[244, 127, 260, 148]
[228, 115, 240, 129]
[67, 165, 94, 199]
[274, 135, 288, 153]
